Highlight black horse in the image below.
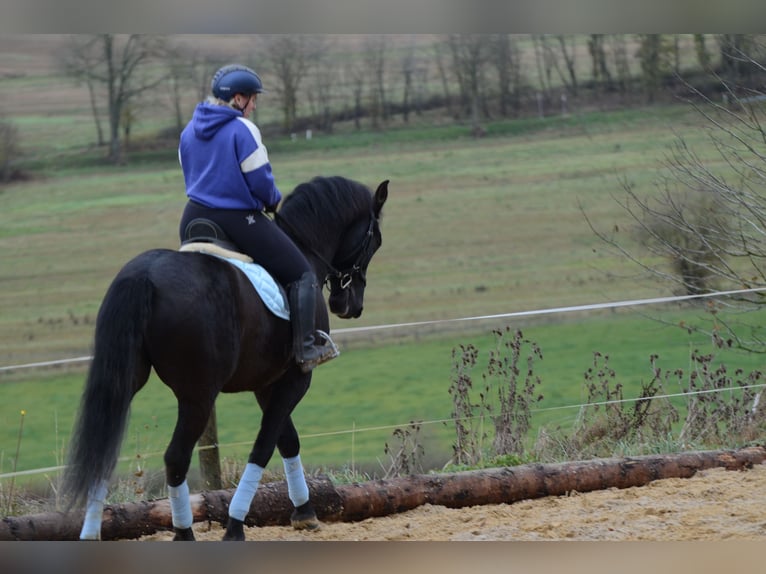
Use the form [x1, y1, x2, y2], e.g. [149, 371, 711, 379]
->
[62, 176, 389, 541]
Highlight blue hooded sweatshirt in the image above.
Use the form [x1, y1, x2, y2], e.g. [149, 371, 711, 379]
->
[179, 102, 282, 211]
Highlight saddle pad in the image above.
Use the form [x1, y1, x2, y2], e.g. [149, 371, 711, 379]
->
[180, 246, 290, 320]
[218, 255, 290, 320]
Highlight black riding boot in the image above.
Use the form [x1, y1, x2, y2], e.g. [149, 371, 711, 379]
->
[288, 271, 339, 373]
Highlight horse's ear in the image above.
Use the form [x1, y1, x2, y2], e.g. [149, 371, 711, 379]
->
[374, 180, 389, 216]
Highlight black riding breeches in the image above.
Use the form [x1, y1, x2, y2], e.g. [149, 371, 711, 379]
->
[179, 200, 312, 287]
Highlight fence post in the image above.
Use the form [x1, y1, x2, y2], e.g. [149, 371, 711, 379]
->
[198, 405, 222, 490]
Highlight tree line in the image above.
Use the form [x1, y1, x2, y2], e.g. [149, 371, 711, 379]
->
[2, 33, 758, 170]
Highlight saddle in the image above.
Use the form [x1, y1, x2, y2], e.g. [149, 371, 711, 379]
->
[178, 218, 289, 320]
[179, 218, 253, 263]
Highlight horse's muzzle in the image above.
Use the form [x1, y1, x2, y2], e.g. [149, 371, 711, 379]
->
[334, 306, 362, 319]
[329, 294, 362, 319]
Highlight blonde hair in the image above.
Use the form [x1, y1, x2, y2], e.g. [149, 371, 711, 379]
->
[206, 95, 240, 110]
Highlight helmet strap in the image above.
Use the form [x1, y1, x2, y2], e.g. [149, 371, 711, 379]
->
[231, 95, 245, 113]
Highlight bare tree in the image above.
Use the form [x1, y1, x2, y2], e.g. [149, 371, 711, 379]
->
[400, 42, 416, 124]
[446, 34, 492, 134]
[342, 55, 367, 130]
[608, 34, 631, 95]
[694, 34, 713, 71]
[531, 35, 554, 99]
[533, 34, 578, 111]
[0, 114, 21, 183]
[433, 37, 455, 118]
[585, 48, 766, 353]
[262, 35, 324, 132]
[60, 34, 167, 163]
[636, 34, 669, 104]
[362, 35, 389, 130]
[304, 37, 335, 132]
[57, 36, 106, 147]
[555, 35, 578, 97]
[717, 34, 756, 83]
[587, 34, 613, 89]
[670, 34, 682, 76]
[163, 43, 209, 136]
[487, 34, 523, 118]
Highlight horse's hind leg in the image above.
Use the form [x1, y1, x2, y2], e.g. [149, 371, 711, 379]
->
[164, 398, 215, 541]
[77, 359, 152, 540]
[79, 480, 110, 540]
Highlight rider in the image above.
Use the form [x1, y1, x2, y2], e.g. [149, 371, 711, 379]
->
[178, 63, 336, 373]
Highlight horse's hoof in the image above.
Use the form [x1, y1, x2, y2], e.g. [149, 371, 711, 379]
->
[173, 527, 196, 541]
[222, 518, 246, 541]
[290, 502, 321, 531]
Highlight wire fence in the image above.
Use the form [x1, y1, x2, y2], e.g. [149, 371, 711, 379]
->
[3, 287, 763, 374]
[2, 287, 765, 480]
[3, 380, 766, 481]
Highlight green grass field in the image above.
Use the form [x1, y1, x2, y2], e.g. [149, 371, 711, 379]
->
[1, 79, 759, 487]
[1, 308, 759, 484]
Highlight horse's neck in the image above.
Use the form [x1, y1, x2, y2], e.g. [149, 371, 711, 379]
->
[279, 218, 338, 274]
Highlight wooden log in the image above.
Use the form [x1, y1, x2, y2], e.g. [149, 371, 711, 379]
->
[0, 475, 340, 541]
[1, 447, 763, 540]
[331, 446, 766, 521]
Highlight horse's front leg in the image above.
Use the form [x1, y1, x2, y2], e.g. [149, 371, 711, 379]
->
[223, 372, 311, 541]
[222, 460, 264, 541]
[279, 416, 320, 531]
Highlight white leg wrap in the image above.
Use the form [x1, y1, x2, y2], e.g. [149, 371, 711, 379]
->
[79, 480, 108, 540]
[283, 455, 309, 507]
[228, 463, 264, 522]
[168, 480, 193, 529]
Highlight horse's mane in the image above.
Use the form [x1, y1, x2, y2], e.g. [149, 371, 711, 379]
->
[277, 176, 374, 246]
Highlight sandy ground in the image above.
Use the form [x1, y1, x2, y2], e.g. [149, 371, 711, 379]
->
[141, 462, 766, 541]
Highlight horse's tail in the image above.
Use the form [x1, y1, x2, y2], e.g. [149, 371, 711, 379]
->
[62, 269, 154, 510]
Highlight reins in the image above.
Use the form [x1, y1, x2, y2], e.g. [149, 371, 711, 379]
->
[274, 211, 376, 291]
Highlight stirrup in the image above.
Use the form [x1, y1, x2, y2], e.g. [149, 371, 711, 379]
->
[297, 330, 340, 373]
[315, 330, 340, 361]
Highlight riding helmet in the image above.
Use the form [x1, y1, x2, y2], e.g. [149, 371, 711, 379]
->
[211, 64, 263, 101]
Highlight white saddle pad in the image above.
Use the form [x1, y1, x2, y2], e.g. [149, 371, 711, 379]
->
[220, 256, 290, 320]
[179, 243, 289, 320]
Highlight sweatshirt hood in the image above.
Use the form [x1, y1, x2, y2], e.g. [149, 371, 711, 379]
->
[191, 102, 242, 140]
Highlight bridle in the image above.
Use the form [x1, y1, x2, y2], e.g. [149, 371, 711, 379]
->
[327, 214, 377, 290]
[275, 211, 378, 292]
